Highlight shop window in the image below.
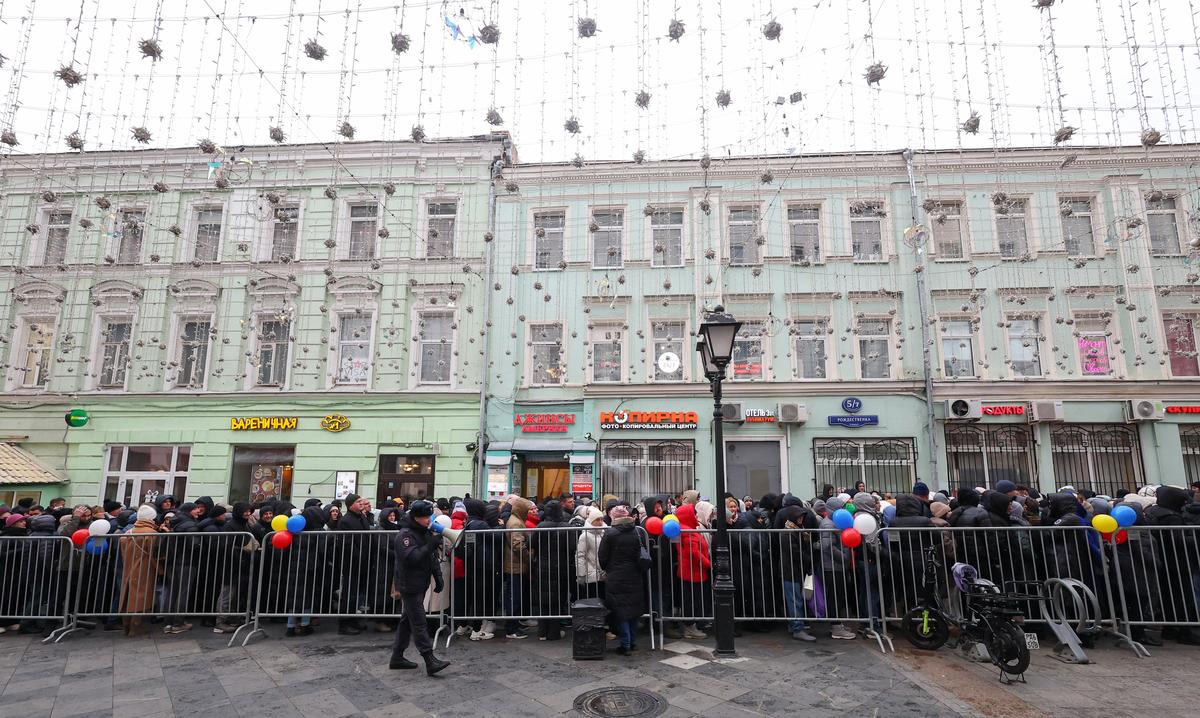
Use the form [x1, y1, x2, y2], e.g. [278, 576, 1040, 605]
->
[652, 321, 686, 382]
[1007, 318, 1043, 378]
[857, 318, 891, 379]
[731, 320, 766, 381]
[378, 454, 435, 504]
[793, 319, 827, 379]
[1146, 195, 1181, 256]
[1049, 424, 1142, 497]
[0, 490, 42, 508]
[727, 206, 760, 265]
[1075, 317, 1112, 376]
[996, 199, 1028, 258]
[229, 446, 294, 504]
[335, 314, 372, 385]
[533, 211, 565, 269]
[270, 205, 300, 261]
[651, 207, 684, 267]
[939, 318, 976, 378]
[591, 209, 624, 268]
[599, 440, 694, 506]
[1164, 315, 1200, 377]
[102, 445, 190, 506]
[529, 323, 564, 385]
[945, 425, 1036, 489]
[589, 324, 623, 383]
[929, 201, 965, 258]
[787, 205, 821, 263]
[814, 438, 915, 497]
[1060, 198, 1096, 257]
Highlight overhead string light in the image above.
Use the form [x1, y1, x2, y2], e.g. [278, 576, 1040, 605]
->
[0, 0, 35, 147]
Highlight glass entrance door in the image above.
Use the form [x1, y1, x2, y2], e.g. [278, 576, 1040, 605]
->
[522, 462, 570, 502]
[114, 473, 184, 508]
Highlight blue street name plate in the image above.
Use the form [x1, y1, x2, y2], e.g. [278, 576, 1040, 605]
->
[828, 415, 879, 428]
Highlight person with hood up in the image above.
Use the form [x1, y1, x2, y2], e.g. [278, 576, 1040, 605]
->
[598, 504, 646, 655]
[1112, 500, 1163, 646]
[285, 505, 328, 636]
[694, 500, 716, 530]
[119, 505, 164, 636]
[774, 495, 819, 642]
[886, 494, 934, 614]
[818, 496, 857, 640]
[640, 495, 678, 638]
[162, 501, 204, 635]
[575, 506, 607, 601]
[389, 500, 451, 675]
[502, 497, 533, 639]
[1144, 486, 1200, 645]
[459, 498, 501, 641]
[672, 503, 710, 639]
[533, 499, 572, 640]
[323, 504, 342, 530]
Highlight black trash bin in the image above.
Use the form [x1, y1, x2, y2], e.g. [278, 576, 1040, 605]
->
[572, 598, 607, 660]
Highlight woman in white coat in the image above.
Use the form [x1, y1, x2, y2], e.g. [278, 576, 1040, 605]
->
[574, 506, 607, 601]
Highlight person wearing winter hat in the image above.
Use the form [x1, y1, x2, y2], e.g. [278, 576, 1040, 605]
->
[102, 499, 123, 517]
[599, 502, 646, 655]
[911, 482, 930, 501]
[389, 500, 452, 675]
[994, 480, 1018, 498]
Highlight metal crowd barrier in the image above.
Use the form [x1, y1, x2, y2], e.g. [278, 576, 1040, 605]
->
[444, 525, 658, 650]
[0, 535, 74, 641]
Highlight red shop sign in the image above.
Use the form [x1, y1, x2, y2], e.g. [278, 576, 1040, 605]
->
[514, 413, 577, 433]
[981, 405, 1026, 416]
[1166, 406, 1200, 414]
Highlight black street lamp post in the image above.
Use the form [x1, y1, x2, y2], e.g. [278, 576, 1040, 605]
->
[697, 305, 741, 658]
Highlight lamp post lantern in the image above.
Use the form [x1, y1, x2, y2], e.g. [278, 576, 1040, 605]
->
[697, 305, 741, 657]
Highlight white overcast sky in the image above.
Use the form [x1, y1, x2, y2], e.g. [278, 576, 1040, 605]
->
[0, 0, 1197, 162]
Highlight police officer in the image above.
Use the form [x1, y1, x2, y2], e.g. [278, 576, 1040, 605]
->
[389, 500, 451, 675]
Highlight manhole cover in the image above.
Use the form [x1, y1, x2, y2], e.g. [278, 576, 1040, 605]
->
[573, 688, 668, 718]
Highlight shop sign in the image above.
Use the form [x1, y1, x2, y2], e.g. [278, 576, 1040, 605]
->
[828, 415, 879, 428]
[571, 482, 594, 494]
[600, 410, 699, 430]
[744, 408, 777, 423]
[320, 414, 351, 432]
[1166, 405, 1200, 414]
[231, 416, 298, 431]
[514, 413, 576, 433]
[982, 405, 1025, 416]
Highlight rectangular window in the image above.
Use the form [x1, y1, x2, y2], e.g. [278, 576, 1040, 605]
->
[794, 319, 828, 379]
[651, 208, 684, 267]
[530, 323, 564, 385]
[427, 201, 456, 258]
[175, 317, 211, 388]
[1076, 318, 1112, 376]
[858, 318, 891, 379]
[255, 319, 290, 387]
[336, 315, 372, 385]
[347, 203, 378, 260]
[940, 319, 976, 378]
[787, 205, 821, 263]
[599, 440, 694, 506]
[945, 425, 1037, 490]
[814, 438, 916, 497]
[1164, 315, 1200, 377]
[929, 202, 965, 258]
[1147, 196, 1182, 256]
[590, 325, 623, 383]
[193, 207, 222, 262]
[98, 320, 132, 389]
[1061, 199, 1096, 257]
[727, 206, 760, 265]
[117, 210, 145, 264]
[271, 205, 299, 261]
[533, 211, 565, 269]
[230, 446, 295, 504]
[850, 201, 884, 261]
[1007, 318, 1043, 378]
[652, 321, 686, 382]
[18, 320, 54, 388]
[1050, 424, 1142, 497]
[102, 445, 190, 506]
[731, 320, 766, 381]
[417, 312, 453, 384]
[44, 210, 72, 265]
[996, 199, 1029, 258]
[592, 209, 624, 268]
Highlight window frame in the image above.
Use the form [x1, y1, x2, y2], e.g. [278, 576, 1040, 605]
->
[849, 200, 887, 263]
[792, 317, 829, 381]
[1163, 313, 1200, 378]
[726, 204, 763, 266]
[1059, 196, 1098, 258]
[111, 208, 147, 265]
[730, 319, 768, 382]
[786, 203, 822, 264]
[928, 200, 968, 260]
[37, 206, 73, 266]
[94, 316, 135, 391]
[331, 312, 375, 387]
[532, 208, 567, 271]
[413, 309, 457, 387]
[424, 198, 458, 259]
[1005, 315, 1045, 379]
[528, 321, 566, 386]
[995, 198, 1030, 259]
[855, 317, 893, 380]
[650, 319, 689, 383]
[1146, 194, 1184, 257]
[186, 203, 225, 263]
[588, 323, 625, 384]
[648, 206, 686, 268]
[1074, 315, 1116, 378]
[168, 314, 214, 390]
[938, 316, 978, 379]
[11, 316, 56, 389]
[265, 202, 302, 262]
[343, 200, 380, 261]
[590, 207, 626, 269]
[250, 314, 292, 389]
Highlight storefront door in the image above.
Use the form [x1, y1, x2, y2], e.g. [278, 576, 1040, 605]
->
[522, 462, 570, 501]
[113, 473, 183, 508]
[725, 440, 783, 500]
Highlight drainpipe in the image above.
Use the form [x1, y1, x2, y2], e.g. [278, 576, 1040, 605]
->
[475, 153, 503, 498]
[902, 149, 940, 486]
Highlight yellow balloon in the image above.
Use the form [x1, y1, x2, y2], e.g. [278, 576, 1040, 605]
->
[663, 514, 679, 524]
[1091, 513, 1117, 534]
[271, 514, 288, 532]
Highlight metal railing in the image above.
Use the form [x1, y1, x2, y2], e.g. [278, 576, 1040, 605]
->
[0, 535, 74, 640]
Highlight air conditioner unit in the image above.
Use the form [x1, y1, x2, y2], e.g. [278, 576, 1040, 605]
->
[720, 402, 744, 423]
[1125, 399, 1165, 422]
[1029, 400, 1065, 423]
[777, 403, 808, 424]
[945, 399, 982, 420]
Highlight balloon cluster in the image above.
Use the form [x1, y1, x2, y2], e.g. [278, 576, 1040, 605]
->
[646, 514, 681, 540]
[832, 504, 881, 548]
[270, 513, 308, 549]
[72, 519, 114, 555]
[1092, 504, 1136, 544]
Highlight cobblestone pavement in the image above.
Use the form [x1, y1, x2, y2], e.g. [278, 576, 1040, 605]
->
[0, 622, 1189, 718]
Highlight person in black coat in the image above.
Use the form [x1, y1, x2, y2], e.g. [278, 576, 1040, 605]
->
[1144, 487, 1200, 644]
[773, 496, 818, 641]
[458, 498, 501, 638]
[162, 502, 204, 634]
[597, 505, 645, 655]
[334, 494, 376, 634]
[887, 493, 935, 614]
[533, 500, 572, 640]
[389, 501, 451, 675]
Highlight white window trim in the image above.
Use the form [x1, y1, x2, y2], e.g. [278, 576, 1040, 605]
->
[419, 193, 462, 260]
[178, 200, 227, 263]
[105, 207, 149, 265]
[328, 310, 377, 389]
[411, 307, 458, 389]
[730, 318, 770, 382]
[644, 205, 688, 268]
[529, 206, 569, 271]
[31, 204, 74, 266]
[5, 315, 57, 391]
[337, 196, 382, 261]
[245, 312, 294, 391]
[848, 199, 890, 262]
[1163, 313, 1200, 379]
[854, 316, 894, 380]
[1057, 195, 1106, 258]
[993, 196, 1033, 259]
[792, 316, 831, 381]
[648, 317, 690, 383]
[782, 200, 827, 265]
[927, 199, 970, 260]
[587, 322, 626, 385]
[163, 313, 215, 391]
[1004, 314, 1046, 380]
[936, 316, 980, 380]
[527, 321, 567, 387]
[725, 202, 766, 266]
[1071, 313, 1120, 379]
[259, 199, 305, 262]
[589, 205, 627, 270]
[87, 313, 138, 392]
[1145, 191, 1187, 257]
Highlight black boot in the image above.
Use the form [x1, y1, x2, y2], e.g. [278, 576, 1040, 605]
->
[389, 653, 418, 670]
[421, 651, 450, 676]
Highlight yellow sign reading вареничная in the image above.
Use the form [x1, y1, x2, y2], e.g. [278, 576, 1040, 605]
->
[231, 416, 298, 431]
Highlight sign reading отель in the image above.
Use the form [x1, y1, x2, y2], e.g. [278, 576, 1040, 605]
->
[231, 416, 298, 431]
[514, 413, 577, 433]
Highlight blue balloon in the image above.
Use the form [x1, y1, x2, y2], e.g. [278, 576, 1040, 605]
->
[832, 508, 854, 530]
[84, 537, 107, 555]
[662, 519, 682, 539]
[1111, 504, 1136, 528]
[286, 514, 307, 533]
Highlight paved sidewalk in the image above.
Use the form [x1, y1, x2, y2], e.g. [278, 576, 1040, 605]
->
[0, 623, 1190, 718]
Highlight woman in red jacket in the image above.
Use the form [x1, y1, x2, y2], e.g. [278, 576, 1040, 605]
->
[673, 503, 711, 639]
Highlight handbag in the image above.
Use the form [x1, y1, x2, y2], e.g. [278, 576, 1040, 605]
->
[241, 536, 261, 554]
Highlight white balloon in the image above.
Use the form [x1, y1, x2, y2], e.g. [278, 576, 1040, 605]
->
[435, 514, 452, 528]
[852, 512, 878, 536]
[88, 519, 112, 536]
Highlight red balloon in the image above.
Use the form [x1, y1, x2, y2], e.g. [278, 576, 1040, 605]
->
[841, 527, 862, 548]
[71, 528, 89, 547]
[271, 531, 293, 550]
[1115, 530, 1129, 545]
[645, 516, 664, 536]
[1101, 531, 1113, 542]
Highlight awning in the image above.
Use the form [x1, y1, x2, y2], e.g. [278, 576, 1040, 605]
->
[485, 452, 512, 467]
[568, 453, 595, 464]
[0, 443, 64, 485]
[488, 439, 596, 453]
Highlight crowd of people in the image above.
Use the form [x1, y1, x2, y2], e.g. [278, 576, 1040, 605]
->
[2, 479, 1200, 661]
